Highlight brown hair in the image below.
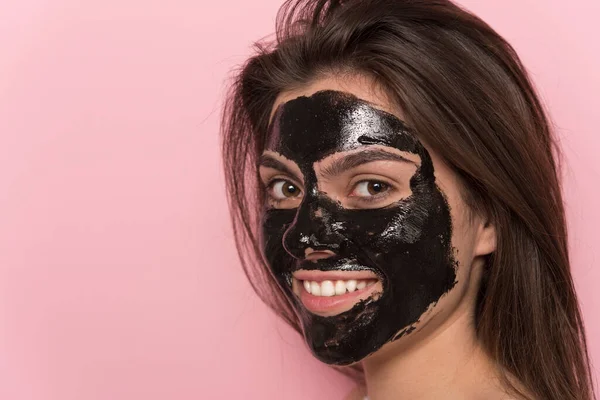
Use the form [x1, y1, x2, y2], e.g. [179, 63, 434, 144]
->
[220, 0, 596, 398]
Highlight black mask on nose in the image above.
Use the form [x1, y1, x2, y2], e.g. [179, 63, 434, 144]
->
[261, 90, 457, 365]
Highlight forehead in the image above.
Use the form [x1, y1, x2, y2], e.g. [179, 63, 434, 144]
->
[265, 90, 421, 164]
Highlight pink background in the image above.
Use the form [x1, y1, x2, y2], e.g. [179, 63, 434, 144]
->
[0, 0, 598, 398]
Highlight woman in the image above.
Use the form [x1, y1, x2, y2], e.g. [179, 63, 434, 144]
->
[220, 0, 596, 399]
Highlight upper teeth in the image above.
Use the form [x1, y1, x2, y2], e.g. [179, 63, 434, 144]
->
[302, 279, 371, 296]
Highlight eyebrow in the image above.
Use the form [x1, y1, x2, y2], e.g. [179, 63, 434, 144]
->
[320, 148, 418, 180]
[258, 154, 302, 182]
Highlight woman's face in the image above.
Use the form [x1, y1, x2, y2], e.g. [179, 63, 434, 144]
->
[258, 75, 495, 365]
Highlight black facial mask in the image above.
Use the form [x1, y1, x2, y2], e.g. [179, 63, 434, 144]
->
[260, 90, 457, 365]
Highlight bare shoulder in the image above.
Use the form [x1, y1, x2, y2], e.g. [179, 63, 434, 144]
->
[344, 385, 367, 400]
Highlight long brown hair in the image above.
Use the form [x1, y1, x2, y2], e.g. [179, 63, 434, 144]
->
[220, 0, 596, 398]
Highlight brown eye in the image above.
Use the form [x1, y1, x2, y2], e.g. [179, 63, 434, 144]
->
[270, 180, 301, 199]
[352, 180, 390, 197]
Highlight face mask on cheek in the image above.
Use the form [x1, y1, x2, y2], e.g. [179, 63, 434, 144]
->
[260, 90, 458, 365]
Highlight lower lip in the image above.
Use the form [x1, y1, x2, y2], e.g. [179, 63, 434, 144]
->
[297, 281, 381, 316]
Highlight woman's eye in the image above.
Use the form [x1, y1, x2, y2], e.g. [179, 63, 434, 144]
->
[351, 180, 390, 197]
[269, 179, 302, 200]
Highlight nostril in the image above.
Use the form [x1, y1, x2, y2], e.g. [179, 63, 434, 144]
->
[305, 248, 335, 261]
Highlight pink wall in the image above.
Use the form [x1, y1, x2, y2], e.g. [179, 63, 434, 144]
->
[0, 0, 597, 398]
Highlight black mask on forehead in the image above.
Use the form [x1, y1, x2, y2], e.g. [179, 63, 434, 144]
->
[261, 90, 457, 365]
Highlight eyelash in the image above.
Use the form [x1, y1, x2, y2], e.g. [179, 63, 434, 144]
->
[350, 180, 395, 203]
[265, 178, 395, 204]
[265, 178, 301, 205]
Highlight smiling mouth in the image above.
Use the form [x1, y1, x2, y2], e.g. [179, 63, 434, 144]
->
[291, 269, 383, 317]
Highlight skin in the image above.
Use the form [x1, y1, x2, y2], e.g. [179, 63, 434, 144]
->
[263, 88, 462, 364]
[259, 73, 518, 399]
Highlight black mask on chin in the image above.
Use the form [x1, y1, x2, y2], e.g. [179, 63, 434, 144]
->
[260, 90, 458, 365]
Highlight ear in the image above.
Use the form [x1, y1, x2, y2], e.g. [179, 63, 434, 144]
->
[473, 218, 496, 257]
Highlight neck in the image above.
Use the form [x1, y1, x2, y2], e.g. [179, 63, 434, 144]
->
[362, 308, 505, 400]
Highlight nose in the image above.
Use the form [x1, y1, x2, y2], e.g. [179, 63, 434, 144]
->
[282, 197, 342, 260]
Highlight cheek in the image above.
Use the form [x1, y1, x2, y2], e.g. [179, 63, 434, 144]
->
[445, 195, 480, 277]
[433, 171, 475, 246]
[341, 192, 441, 251]
[261, 209, 296, 265]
